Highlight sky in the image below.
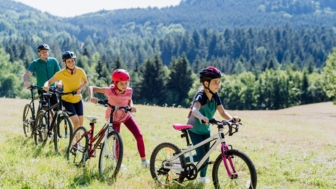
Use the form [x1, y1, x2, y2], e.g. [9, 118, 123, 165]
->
[15, 0, 181, 17]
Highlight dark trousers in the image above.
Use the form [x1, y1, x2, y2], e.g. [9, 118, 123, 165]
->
[185, 131, 210, 177]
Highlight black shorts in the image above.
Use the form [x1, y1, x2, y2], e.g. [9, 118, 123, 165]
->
[62, 100, 84, 117]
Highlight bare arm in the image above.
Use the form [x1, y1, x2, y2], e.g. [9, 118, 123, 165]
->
[192, 101, 209, 124]
[43, 76, 58, 91]
[217, 105, 233, 120]
[77, 77, 88, 94]
[129, 99, 136, 112]
[88, 86, 105, 103]
[23, 70, 32, 88]
[217, 105, 240, 122]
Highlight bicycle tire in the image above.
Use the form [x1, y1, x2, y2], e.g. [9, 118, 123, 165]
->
[99, 131, 123, 180]
[23, 104, 34, 137]
[67, 126, 88, 167]
[34, 111, 48, 146]
[212, 149, 257, 189]
[150, 142, 186, 186]
[54, 112, 73, 154]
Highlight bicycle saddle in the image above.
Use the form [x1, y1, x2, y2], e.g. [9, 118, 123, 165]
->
[173, 124, 193, 131]
[86, 116, 98, 121]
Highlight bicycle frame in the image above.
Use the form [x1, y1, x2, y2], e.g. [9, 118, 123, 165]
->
[163, 124, 236, 178]
[81, 102, 125, 159]
[85, 119, 112, 158]
[42, 88, 75, 135]
[26, 86, 41, 122]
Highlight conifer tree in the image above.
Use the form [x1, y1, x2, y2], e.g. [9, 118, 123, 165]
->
[137, 55, 168, 105]
[166, 53, 194, 107]
[323, 48, 336, 103]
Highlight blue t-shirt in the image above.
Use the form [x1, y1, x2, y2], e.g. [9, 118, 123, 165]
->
[27, 57, 60, 87]
[187, 91, 222, 134]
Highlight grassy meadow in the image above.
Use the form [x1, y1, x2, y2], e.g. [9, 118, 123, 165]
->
[0, 98, 335, 189]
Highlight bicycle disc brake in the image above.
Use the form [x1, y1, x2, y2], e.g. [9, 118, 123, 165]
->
[184, 164, 197, 180]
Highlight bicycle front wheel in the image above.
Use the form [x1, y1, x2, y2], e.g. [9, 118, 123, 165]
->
[54, 113, 73, 154]
[23, 104, 34, 137]
[150, 142, 186, 186]
[212, 149, 257, 189]
[34, 111, 48, 146]
[99, 131, 123, 180]
[67, 126, 88, 167]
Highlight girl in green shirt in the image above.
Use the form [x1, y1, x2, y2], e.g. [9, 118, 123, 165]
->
[186, 66, 241, 183]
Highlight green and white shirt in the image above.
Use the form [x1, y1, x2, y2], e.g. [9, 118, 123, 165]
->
[187, 91, 222, 134]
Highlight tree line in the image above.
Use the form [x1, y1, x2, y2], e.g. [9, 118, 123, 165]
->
[0, 42, 334, 110]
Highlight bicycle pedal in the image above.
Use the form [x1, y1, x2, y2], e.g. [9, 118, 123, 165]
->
[208, 161, 215, 164]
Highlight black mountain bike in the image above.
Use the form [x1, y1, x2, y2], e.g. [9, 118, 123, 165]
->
[34, 87, 75, 154]
[23, 85, 45, 138]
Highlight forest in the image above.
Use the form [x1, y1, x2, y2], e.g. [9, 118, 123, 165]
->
[0, 0, 335, 109]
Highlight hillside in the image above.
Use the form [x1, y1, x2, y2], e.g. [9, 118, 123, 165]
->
[1, 0, 336, 40]
[64, 0, 336, 40]
[0, 98, 335, 188]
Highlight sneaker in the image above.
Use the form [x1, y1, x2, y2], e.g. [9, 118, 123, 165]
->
[141, 160, 150, 168]
[198, 177, 210, 183]
[120, 164, 128, 170]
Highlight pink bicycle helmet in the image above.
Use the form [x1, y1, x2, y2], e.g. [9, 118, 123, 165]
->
[111, 69, 130, 86]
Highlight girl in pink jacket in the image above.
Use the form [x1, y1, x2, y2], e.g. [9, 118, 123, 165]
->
[88, 69, 149, 169]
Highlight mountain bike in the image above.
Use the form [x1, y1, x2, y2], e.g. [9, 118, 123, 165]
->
[34, 87, 74, 154]
[150, 118, 257, 189]
[67, 99, 126, 180]
[22, 85, 42, 137]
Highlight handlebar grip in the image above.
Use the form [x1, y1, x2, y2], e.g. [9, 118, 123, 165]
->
[97, 99, 106, 104]
[124, 106, 132, 113]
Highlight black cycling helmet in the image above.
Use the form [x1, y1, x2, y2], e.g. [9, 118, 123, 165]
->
[37, 44, 50, 52]
[199, 66, 222, 83]
[62, 51, 76, 62]
[199, 66, 222, 95]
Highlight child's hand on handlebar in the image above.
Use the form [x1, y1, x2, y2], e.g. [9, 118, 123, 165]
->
[200, 116, 209, 125]
[130, 107, 136, 113]
[232, 116, 241, 122]
[90, 97, 98, 104]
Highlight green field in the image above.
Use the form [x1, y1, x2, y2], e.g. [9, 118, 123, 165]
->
[0, 98, 335, 189]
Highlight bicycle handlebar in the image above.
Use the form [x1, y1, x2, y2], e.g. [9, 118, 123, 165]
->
[28, 85, 40, 90]
[208, 118, 242, 136]
[47, 87, 77, 96]
[97, 99, 131, 112]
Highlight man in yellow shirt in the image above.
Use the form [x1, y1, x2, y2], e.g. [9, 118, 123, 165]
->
[43, 51, 88, 131]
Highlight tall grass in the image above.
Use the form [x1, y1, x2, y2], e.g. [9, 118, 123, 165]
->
[0, 98, 335, 188]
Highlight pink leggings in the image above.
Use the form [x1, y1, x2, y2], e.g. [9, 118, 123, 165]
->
[113, 116, 146, 158]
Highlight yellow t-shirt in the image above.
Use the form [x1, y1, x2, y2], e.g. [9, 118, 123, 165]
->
[54, 67, 87, 103]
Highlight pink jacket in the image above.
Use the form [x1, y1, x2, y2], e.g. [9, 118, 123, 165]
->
[104, 86, 132, 123]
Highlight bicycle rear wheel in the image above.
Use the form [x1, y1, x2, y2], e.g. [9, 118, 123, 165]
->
[34, 111, 48, 146]
[99, 131, 123, 180]
[54, 112, 73, 154]
[150, 142, 186, 186]
[212, 149, 257, 189]
[67, 126, 88, 167]
[23, 104, 34, 137]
